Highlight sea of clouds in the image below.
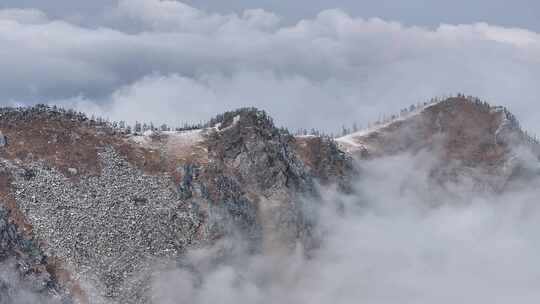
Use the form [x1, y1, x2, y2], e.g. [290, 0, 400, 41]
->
[0, 0, 539, 134]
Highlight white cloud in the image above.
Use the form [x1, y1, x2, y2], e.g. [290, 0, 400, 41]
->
[470, 23, 539, 47]
[115, 0, 281, 33]
[1, 1, 540, 134]
[71, 72, 357, 130]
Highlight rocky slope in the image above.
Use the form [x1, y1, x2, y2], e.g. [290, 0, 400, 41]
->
[0, 97, 537, 302]
[0, 106, 352, 303]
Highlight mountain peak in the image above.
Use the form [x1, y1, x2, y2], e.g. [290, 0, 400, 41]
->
[337, 96, 536, 162]
[335, 96, 540, 192]
[209, 107, 277, 131]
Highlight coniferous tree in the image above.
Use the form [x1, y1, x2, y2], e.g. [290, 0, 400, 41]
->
[134, 122, 142, 133]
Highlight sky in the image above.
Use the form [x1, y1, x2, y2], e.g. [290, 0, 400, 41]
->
[0, 0, 539, 135]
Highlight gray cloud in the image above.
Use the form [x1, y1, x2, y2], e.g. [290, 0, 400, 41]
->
[1, 0, 540, 134]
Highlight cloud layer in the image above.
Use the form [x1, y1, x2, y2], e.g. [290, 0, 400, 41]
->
[1, 0, 540, 133]
[151, 152, 540, 304]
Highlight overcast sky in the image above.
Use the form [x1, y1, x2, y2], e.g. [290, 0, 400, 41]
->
[0, 0, 539, 134]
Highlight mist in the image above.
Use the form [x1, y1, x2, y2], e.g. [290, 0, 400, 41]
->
[150, 149, 540, 304]
[0, 260, 63, 304]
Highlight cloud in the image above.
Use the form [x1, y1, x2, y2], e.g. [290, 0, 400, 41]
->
[473, 23, 540, 46]
[115, 0, 281, 33]
[1, 1, 540, 134]
[68, 72, 358, 130]
[0, 260, 64, 303]
[150, 150, 540, 304]
[0, 8, 48, 24]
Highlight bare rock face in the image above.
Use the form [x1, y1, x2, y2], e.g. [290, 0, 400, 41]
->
[204, 109, 316, 248]
[293, 135, 355, 191]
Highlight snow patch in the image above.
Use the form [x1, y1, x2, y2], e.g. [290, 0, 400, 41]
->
[336, 100, 437, 152]
[143, 130, 155, 137]
[166, 129, 205, 146]
[130, 129, 205, 148]
[217, 115, 241, 132]
[130, 134, 149, 145]
[295, 134, 318, 139]
[165, 129, 209, 162]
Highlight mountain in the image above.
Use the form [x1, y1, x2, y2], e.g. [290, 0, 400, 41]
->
[336, 96, 540, 192]
[0, 97, 537, 303]
[0, 106, 351, 303]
